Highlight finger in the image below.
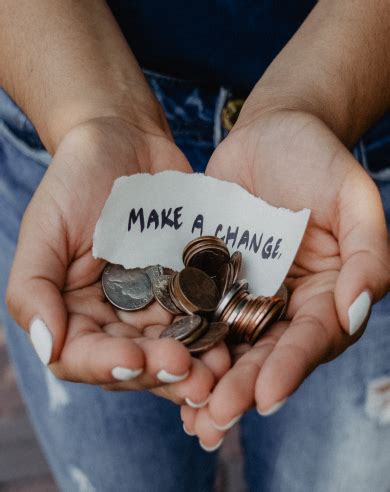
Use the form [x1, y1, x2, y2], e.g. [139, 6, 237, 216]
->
[255, 292, 346, 414]
[6, 197, 69, 365]
[194, 407, 225, 452]
[198, 342, 231, 380]
[335, 166, 390, 336]
[180, 405, 197, 436]
[116, 302, 173, 331]
[53, 316, 191, 386]
[152, 358, 214, 407]
[208, 324, 285, 430]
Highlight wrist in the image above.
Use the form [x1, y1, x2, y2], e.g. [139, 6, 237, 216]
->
[42, 92, 170, 155]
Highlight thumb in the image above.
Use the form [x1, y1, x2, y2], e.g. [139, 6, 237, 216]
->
[335, 167, 390, 336]
[6, 198, 67, 365]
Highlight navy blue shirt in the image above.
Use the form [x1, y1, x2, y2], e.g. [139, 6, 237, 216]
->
[107, 1, 316, 94]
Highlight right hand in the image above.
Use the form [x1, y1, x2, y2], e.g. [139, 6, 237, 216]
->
[6, 117, 230, 406]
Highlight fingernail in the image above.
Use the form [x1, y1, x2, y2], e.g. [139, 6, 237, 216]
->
[183, 423, 196, 436]
[30, 318, 53, 365]
[112, 367, 143, 381]
[157, 369, 189, 383]
[257, 398, 287, 416]
[185, 396, 210, 409]
[199, 438, 224, 453]
[212, 413, 242, 431]
[348, 290, 371, 336]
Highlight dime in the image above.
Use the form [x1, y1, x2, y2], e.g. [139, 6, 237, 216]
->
[180, 316, 209, 345]
[159, 315, 203, 342]
[187, 321, 229, 354]
[152, 275, 182, 315]
[177, 267, 220, 314]
[102, 264, 154, 311]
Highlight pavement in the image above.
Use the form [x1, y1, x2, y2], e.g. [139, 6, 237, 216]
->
[0, 325, 246, 492]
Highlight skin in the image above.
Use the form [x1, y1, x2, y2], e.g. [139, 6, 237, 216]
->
[2, 0, 390, 446]
[180, 0, 390, 446]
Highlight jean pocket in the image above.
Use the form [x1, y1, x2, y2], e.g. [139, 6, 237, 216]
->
[0, 119, 51, 168]
[354, 114, 390, 182]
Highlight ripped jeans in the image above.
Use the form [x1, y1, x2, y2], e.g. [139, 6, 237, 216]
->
[0, 71, 389, 492]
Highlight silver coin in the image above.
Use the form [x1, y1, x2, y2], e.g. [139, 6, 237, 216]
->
[159, 315, 203, 342]
[144, 265, 164, 284]
[152, 275, 182, 315]
[102, 263, 154, 311]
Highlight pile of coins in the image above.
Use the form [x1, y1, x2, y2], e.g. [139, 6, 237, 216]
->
[101, 236, 289, 354]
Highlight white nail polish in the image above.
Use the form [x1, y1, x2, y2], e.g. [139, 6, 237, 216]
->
[30, 318, 53, 365]
[157, 369, 189, 383]
[185, 396, 210, 409]
[183, 424, 196, 436]
[257, 398, 287, 416]
[212, 413, 242, 431]
[199, 438, 224, 453]
[111, 367, 143, 381]
[348, 290, 371, 336]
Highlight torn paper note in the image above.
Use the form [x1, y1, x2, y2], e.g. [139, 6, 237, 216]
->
[93, 171, 310, 296]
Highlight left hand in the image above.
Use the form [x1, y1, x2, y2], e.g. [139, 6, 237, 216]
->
[180, 108, 390, 449]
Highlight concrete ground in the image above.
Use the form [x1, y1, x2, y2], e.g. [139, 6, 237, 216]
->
[0, 326, 246, 492]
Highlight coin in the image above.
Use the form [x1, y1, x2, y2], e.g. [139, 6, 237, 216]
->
[275, 284, 290, 320]
[230, 251, 242, 284]
[144, 265, 164, 284]
[180, 316, 209, 345]
[187, 321, 229, 354]
[177, 267, 220, 314]
[102, 264, 154, 311]
[187, 249, 229, 278]
[152, 275, 182, 315]
[159, 315, 203, 342]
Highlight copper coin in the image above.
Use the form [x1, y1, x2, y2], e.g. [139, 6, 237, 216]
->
[187, 321, 229, 354]
[102, 264, 153, 311]
[215, 261, 232, 297]
[177, 267, 220, 313]
[275, 284, 289, 320]
[187, 249, 230, 278]
[152, 275, 182, 315]
[159, 315, 203, 342]
[230, 251, 242, 284]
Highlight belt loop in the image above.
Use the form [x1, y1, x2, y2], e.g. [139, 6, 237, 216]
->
[213, 87, 230, 148]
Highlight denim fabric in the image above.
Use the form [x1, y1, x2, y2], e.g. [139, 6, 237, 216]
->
[0, 73, 389, 492]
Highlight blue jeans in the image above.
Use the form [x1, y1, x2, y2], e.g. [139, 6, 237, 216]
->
[0, 72, 389, 492]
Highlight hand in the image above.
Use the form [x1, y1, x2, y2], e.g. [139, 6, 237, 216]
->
[181, 109, 390, 447]
[6, 117, 230, 405]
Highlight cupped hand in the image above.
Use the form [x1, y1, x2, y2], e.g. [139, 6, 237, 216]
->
[6, 117, 230, 405]
[181, 109, 389, 447]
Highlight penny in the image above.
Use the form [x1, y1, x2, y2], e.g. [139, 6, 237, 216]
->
[230, 251, 242, 284]
[187, 249, 229, 278]
[215, 262, 229, 297]
[159, 315, 203, 342]
[177, 267, 220, 313]
[275, 283, 290, 320]
[152, 275, 182, 315]
[102, 264, 154, 311]
[187, 321, 229, 354]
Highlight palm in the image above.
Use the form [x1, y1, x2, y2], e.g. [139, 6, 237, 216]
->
[181, 110, 387, 444]
[10, 117, 229, 402]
